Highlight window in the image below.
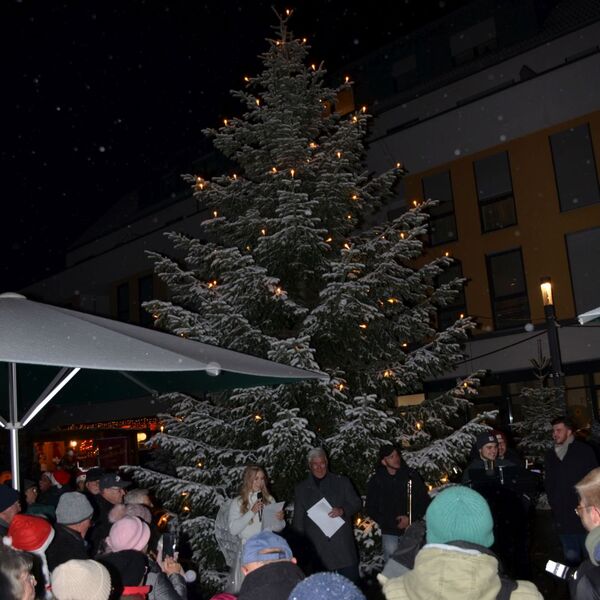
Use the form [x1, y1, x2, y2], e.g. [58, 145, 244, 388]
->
[423, 171, 458, 246]
[116, 283, 130, 322]
[436, 261, 467, 330]
[566, 227, 600, 314]
[550, 123, 600, 212]
[487, 249, 530, 329]
[474, 151, 517, 233]
[138, 275, 155, 327]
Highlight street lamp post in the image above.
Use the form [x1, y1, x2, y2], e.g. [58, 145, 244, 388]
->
[540, 276, 564, 387]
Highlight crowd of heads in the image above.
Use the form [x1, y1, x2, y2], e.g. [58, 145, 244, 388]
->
[0, 463, 190, 600]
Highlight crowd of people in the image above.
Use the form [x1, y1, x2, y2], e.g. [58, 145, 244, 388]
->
[1, 414, 600, 599]
[0, 466, 189, 600]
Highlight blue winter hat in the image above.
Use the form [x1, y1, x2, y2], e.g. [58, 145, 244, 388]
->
[426, 485, 494, 548]
[242, 531, 292, 565]
[288, 572, 365, 600]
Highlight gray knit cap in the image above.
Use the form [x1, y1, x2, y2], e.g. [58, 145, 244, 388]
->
[56, 492, 94, 525]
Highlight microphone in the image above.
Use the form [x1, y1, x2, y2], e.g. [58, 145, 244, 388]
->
[257, 491, 263, 521]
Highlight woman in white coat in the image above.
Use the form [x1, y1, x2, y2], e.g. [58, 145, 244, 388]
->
[228, 464, 285, 591]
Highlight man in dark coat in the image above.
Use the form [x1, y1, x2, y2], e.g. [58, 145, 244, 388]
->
[46, 492, 93, 571]
[88, 472, 130, 554]
[545, 416, 598, 565]
[292, 448, 362, 582]
[365, 444, 430, 561]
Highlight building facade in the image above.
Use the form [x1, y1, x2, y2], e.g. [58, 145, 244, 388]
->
[23, 0, 600, 428]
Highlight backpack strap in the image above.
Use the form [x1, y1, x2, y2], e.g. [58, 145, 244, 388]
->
[496, 576, 518, 600]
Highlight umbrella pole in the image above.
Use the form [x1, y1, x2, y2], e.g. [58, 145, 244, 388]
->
[8, 362, 20, 490]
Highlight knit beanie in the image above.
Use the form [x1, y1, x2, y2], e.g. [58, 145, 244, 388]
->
[476, 431, 498, 450]
[107, 516, 151, 552]
[425, 485, 494, 548]
[56, 492, 94, 525]
[0, 484, 19, 512]
[289, 572, 366, 600]
[98, 549, 148, 587]
[7, 514, 55, 552]
[108, 502, 153, 524]
[51, 559, 112, 600]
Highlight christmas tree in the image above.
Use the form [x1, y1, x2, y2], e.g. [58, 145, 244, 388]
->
[512, 350, 564, 465]
[127, 11, 489, 588]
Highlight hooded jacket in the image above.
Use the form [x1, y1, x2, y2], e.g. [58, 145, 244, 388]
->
[378, 543, 542, 600]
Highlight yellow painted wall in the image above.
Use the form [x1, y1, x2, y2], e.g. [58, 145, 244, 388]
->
[405, 111, 600, 331]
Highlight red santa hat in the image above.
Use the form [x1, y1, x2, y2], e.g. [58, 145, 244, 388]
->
[7, 514, 55, 553]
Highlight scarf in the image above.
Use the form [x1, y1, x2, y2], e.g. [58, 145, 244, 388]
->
[554, 434, 575, 461]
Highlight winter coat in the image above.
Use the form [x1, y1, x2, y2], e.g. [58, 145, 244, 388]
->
[366, 465, 430, 536]
[227, 491, 286, 592]
[145, 561, 187, 600]
[569, 526, 600, 600]
[46, 523, 89, 572]
[378, 543, 543, 600]
[545, 440, 597, 534]
[89, 494, 117, 554]
[292, 472, 362, 571]
[237, 560, 304, 600]
[228, 491, 285, 542]
[461, 457, 515, 483]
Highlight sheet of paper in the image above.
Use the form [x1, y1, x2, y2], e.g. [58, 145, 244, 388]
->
[262, 501, 285, 531]
[306, 497, 344, 538]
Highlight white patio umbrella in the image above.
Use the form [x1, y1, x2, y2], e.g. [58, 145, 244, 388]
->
[0, 293, 328, 488]
[578, 306, 600, 325]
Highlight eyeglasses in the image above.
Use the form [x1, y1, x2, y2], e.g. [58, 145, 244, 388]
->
[575, 504, 593, 517]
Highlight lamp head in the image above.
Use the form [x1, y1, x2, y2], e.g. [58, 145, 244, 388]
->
[540, 276, 554, 307]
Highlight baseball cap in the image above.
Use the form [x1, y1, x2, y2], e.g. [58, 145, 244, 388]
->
[85, 467, 105, 483]
[242, 531, 292, 565]
[99, 473, 131, 491]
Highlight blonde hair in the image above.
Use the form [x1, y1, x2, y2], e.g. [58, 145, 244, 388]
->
[576, 467, 600, 508]
[239, 465, 273, 514]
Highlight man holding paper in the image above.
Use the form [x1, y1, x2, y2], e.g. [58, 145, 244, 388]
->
[292, 447, 362, 583]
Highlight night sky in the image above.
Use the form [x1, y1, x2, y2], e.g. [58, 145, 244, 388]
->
[2, 0, 470, 291]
